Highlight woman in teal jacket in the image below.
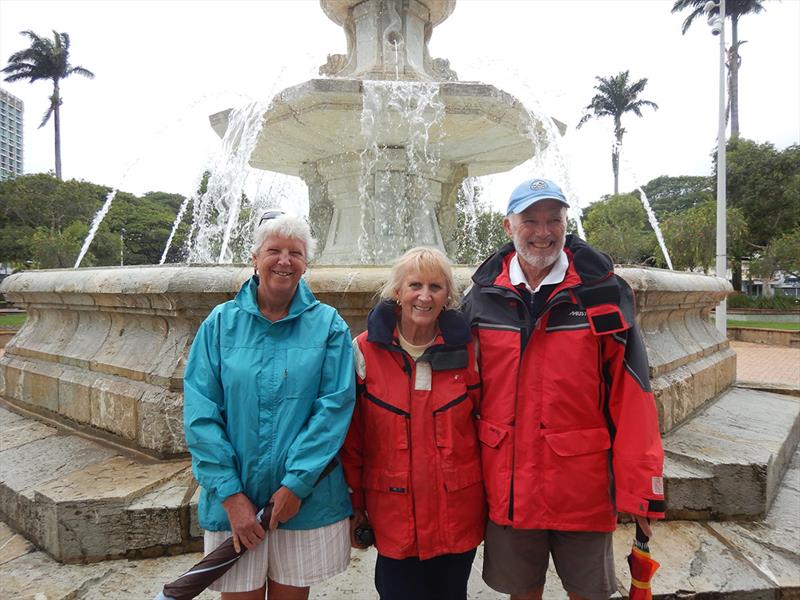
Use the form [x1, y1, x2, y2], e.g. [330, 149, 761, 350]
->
[184, 212, 355, 600]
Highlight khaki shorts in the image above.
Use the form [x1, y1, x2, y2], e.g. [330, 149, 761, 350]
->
[204, 518, 350, 592]
[482, 521, 616, 600]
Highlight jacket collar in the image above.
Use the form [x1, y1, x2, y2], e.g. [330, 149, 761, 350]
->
[235, 275, 319, 321]
[366, 300, 471, 348]
[472, 236, 614, 292]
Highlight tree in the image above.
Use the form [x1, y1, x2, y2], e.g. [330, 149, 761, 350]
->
[2, 30, 94, 180]
[641, 175, 714, 218]
[576, 71, 658, 195]
[660, 199, 748, 271]
[582, 194, 657, 265]
[671, 0, 766, 138]
[749, 229, 800, 280]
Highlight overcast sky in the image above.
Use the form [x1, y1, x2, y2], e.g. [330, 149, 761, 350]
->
[0, 0, 798, 215]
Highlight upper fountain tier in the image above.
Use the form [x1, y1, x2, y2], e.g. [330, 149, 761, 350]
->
[208, 0, 545, 263]
[318, 0, 457, 81]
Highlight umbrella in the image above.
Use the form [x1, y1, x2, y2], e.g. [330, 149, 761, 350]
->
[627, 520, 660, 600]
[154, 504, 273, 600]
[154, 459, 339, 600]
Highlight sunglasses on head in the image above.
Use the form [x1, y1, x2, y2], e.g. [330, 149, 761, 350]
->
[258, 210, 286, 226]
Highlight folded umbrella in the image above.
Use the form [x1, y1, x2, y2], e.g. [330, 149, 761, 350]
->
[154, 459, 338, 600]
[153, 504, 273, 600]
[627, 520, 660, 600]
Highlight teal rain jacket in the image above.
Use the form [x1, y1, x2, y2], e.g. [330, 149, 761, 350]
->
[184, 276, 356, 531]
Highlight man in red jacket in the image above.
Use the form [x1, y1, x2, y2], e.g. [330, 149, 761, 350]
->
[461, 179, 665, 600]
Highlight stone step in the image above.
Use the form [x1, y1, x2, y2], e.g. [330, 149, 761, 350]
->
[0, 406, 200, 563]
[663, 386, 800, 520]
[2, 448, 798, 598]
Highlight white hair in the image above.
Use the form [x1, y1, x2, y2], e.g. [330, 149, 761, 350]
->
[250, 214, 317, 261]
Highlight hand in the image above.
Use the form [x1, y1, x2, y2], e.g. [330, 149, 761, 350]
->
[632, 513, 653, 539]
[222, 492, 266, 553]
[268, 486, 302, 529]
[350, 508, 369, 549]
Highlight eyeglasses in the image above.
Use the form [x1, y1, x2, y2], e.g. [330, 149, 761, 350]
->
[258, 210, 286, 226]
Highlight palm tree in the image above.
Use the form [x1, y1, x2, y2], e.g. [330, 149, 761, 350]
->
[576, 71, 659, 196]
[2, 30, 94, 180]
[671, 0, 766, 138]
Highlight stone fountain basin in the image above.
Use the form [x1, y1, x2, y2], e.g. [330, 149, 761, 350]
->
[209, 78, 538, 178]
[0, 264, 733, 457]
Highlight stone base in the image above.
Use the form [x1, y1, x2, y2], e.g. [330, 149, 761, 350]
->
[0, 406, 200, 563]
[2, 449, 799, 597]
[663, 386, 800, 520]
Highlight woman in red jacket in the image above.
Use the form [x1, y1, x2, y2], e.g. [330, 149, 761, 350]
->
[340, 246, 485, 600]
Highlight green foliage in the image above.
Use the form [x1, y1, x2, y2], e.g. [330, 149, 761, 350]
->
[727, 293, 800, 310]
[0, 173, 190, 268]
[727, 320, 799, 330]
[0, 313, 26, 327]
[582, 194, 657, 264]
[641, 175, 714, 218]
[724, 139, 800, 252]
[660, 200, 748, 271]
[749, 228, 800, 280]
[452, 185, 508, 265]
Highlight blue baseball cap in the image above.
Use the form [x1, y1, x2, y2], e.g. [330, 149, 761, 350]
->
[506, 178, 569, 215]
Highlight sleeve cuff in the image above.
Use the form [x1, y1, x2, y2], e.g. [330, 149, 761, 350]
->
[216, 476, 244, 502]
[616, 489, 666, 520]
[281, 472, 314, 500]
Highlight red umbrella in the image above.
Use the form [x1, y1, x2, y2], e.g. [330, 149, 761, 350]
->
[627, 521, 660, 600]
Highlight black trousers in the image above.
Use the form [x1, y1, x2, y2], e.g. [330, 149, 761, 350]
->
[374, 548, 478, 600]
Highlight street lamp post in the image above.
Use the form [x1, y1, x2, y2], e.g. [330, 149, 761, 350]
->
[706, 0, 727, 335]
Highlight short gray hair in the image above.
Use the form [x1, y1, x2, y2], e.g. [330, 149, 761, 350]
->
[250, 214, 317, 261]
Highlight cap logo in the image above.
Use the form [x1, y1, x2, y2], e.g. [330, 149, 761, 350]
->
[530, 179, 548, 191]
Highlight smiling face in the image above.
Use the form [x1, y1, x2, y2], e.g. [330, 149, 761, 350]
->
[252, 234, 307, 304]
[504, 199, 567, 271]
[396, 267, 449, 340]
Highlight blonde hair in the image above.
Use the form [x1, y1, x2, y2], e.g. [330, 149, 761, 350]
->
[380, 246, 459, 309]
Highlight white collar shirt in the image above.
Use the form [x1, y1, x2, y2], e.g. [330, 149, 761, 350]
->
[509, 250, 569, 293]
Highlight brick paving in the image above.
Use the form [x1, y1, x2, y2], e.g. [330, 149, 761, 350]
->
[730, 340, 800, 387]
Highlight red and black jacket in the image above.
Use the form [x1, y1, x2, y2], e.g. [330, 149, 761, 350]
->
[461, 236, 665, 531]
[340, 301, 485, 559]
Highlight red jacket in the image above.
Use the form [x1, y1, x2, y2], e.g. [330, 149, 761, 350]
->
[461, 237, 665, 532]
[340, 301, 485, 559]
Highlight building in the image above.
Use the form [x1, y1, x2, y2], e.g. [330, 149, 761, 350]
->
[0, 88, 24, 180]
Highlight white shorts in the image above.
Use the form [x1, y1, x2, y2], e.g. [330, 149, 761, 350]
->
[204, 518, 351, 592]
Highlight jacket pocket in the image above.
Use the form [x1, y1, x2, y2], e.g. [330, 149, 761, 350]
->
[542, 427, 612, 518]
[543, 427, 610, 456]
[477, 419, 513, 521]
[362, 467, 414, 555]
[442, 461, 485, 549]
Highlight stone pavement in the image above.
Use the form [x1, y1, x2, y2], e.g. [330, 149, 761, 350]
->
[731, 341, 800, 388]
[2, 448, 798, 599]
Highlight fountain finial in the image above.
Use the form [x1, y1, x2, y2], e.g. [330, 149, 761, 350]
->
[319, 0, 458, 81]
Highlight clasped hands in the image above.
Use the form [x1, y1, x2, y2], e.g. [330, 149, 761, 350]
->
[222, 486, 301, 553]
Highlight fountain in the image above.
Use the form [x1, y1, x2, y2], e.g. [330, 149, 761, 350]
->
[0, 2, 797, 594]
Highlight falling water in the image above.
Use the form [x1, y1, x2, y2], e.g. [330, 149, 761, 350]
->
[74, 189, 118, 268]
[523, 102, 586, 239]
[617, 143, 673, 269]
[358, 81, 445, 263]
[186, 100, 268, 263]
[159, 192, 193, 265]
[637, 185, 673, 270]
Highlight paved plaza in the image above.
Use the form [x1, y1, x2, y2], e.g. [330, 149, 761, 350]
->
[0, 341, 798, 599]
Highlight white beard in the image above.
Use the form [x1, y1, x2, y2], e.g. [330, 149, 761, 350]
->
[513, 232, 565, 271]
